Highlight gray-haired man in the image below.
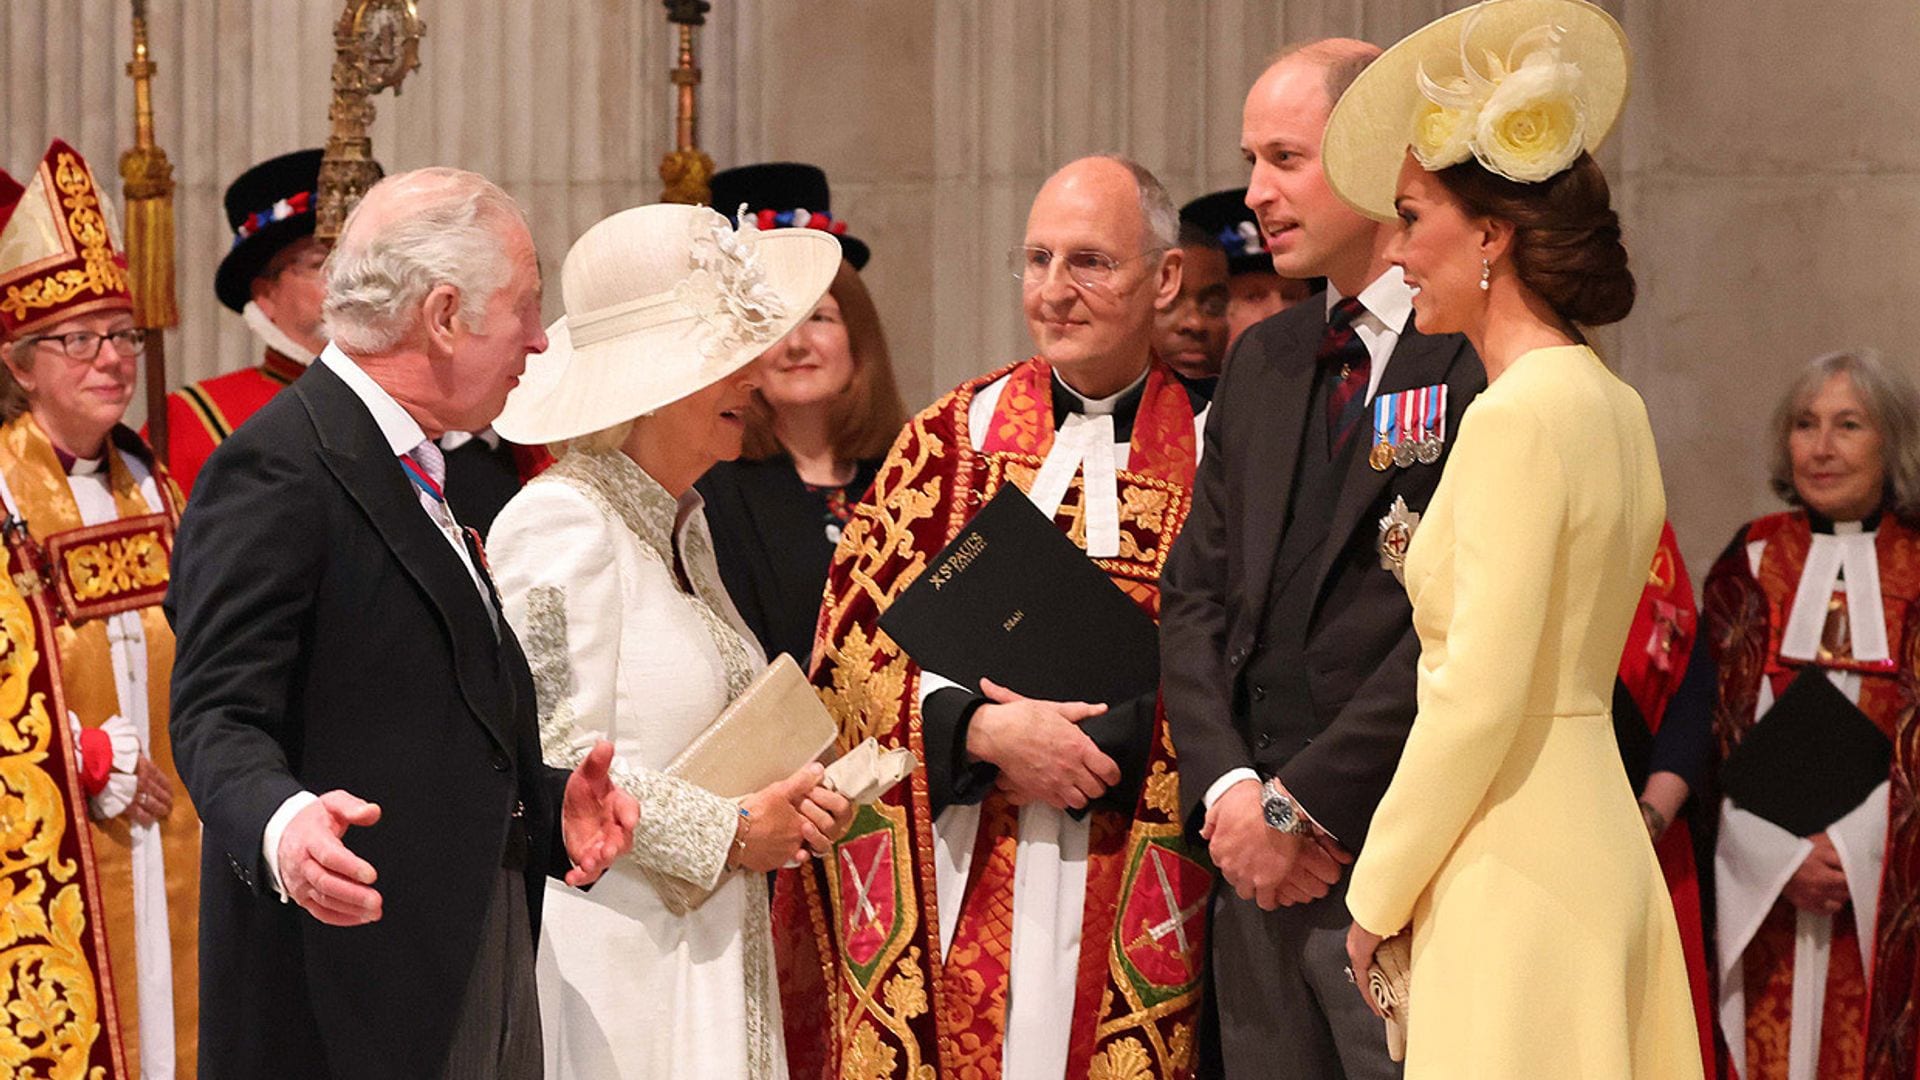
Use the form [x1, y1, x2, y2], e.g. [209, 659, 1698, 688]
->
[168, 168, 639, 1079]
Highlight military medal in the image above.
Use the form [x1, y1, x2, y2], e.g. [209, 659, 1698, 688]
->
[1368, 395, 1395, 471]
[1377, 495, 1422, 585]
[1416, 385, 1446, 465]
[1392, 391, 1418, 468]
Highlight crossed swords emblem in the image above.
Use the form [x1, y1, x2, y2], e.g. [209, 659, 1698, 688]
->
[1125, 847, 1205, 956]
[841, 843, 889, 935]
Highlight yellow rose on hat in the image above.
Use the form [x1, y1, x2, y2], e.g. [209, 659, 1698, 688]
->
[1473, 58, 1588, 182]
[1412, 101, 1476, 171]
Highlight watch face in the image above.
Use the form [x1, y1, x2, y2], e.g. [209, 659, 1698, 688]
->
[1262, 790, 1297, 832]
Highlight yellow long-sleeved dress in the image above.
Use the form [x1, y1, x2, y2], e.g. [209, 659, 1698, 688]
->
[1345, 345, 1702, 1079]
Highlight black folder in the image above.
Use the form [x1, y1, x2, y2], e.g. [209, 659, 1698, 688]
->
[1720, 666, 1893, 837]
[878, 484, 1160, 707]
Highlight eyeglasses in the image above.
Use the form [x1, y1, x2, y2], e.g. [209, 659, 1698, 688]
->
[1009, 245, 1167, 292]
[26, 328, 149, 362]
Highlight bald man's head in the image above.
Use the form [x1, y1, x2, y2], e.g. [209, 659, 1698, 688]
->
[1021, 156, 1182, 395]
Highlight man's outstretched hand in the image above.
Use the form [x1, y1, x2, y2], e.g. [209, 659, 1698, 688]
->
[562, 740, 641, 887]
[278, 790, 384, 926]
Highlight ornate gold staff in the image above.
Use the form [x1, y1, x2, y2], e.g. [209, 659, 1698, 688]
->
[120, 0, 177, 460]
[317, 0, 425, 243]
[659, 0, 715, 205]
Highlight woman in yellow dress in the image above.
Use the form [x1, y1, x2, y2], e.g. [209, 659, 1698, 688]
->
[1325, 2, 1701, 1076]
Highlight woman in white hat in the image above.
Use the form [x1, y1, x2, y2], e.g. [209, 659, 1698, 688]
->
[1325, 2, 1701, 1075]
[487, 203, 853, 1080]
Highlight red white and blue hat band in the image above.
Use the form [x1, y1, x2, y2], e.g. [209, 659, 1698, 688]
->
[232, 189, 315, 248]
[748, 206, 850, 236]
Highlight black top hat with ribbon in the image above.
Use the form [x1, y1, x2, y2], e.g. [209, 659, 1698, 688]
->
[708, 162, 869, 271]
[215, 148, 350, 313]
[1179, 188, 1274, 278]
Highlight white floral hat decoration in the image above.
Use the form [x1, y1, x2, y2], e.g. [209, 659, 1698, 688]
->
[495, 203, 841, 445]
[1322, 0, 1631, 222]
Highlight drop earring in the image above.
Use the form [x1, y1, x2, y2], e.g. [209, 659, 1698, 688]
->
[1479, 259, 1491, 291]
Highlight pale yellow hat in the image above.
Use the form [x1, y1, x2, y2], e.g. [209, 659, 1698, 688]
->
[1323, 0, 1631, 223]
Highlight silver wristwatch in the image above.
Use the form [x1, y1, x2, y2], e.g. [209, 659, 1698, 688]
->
[1261, 777, 1312, 836]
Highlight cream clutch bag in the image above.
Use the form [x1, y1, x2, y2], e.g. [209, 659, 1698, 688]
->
[644, 656, 915, 914]
[1367, 934, 1412, 1062]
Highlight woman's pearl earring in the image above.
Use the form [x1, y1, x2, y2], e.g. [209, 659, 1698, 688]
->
[1479, 259, 1492, 292]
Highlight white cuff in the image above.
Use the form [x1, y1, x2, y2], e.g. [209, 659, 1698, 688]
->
[918, 670, 960, 707]
[74, 713, 141, 820]
[1202, 768, 1260, 812]
[262, 791, 320, 902]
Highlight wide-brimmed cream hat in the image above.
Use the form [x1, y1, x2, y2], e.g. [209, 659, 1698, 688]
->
[1324, 0, 1630, 222]
[494, 202, 841, 444]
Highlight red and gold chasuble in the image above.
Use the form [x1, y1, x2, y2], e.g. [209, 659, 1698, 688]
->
[0, 414, 199, 1078]
[774, 359, 1209, 1080]
[1616, 522, 1715, 1079]
[1705, 511, 1920, 1080]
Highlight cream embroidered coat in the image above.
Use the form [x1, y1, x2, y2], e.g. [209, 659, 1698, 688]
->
[1345, 346, 1701, 1079]
[491, 449, 786, 1080]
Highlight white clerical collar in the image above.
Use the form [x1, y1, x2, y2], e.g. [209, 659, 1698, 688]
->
[1326, 265, 1414, 335]
[319, 343, 429, 458]
[1054, 366, 1149, 419]
[243, 301, 318, 366]
[68, 455, 104, 476]
[1782, 527, 1890, 663]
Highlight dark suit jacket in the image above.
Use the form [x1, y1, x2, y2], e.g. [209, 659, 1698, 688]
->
[166, 361, 574, 1079]
[1160, 301, 1484, 849]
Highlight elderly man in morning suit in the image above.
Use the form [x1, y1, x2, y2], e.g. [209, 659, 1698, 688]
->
[167, 168, 639, 1079]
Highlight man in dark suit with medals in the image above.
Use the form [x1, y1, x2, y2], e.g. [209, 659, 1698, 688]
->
[1159, 41, 1486, 1079]
[166, 168, 638, 1079]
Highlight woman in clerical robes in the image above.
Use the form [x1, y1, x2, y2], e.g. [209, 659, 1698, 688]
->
[488, 203, 855, 1080]
[1706, 348, 1920, 1080]
[697, 162, 906, 669]
[0, 139, 198, 1078]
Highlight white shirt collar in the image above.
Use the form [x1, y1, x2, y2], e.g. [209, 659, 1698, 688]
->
[438, 428, 503, 454]
[1326, 265, 1414, 334]
[319, 343, 430, 457]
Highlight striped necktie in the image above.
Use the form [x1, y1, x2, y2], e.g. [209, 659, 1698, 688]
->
[1319, 296, 1372, 458]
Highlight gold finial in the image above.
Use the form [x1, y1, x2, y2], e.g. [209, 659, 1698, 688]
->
[317, 0, 426, 243]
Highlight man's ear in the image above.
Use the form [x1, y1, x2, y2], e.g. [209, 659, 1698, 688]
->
[421, 284, 462, 355]
[1154, 247, 1185, 311]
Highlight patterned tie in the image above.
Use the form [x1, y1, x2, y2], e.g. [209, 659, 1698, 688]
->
[1319, 296, 1372, 458]
[404, 439, 502, 629]
[406, 437, 447, 496]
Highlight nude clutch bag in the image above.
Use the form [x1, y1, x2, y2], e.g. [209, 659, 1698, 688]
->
[644, 655, 837, 915]
[1367, 934, 1412, 1062]
[645, 657, 917, 915]
[664, 654, 837, 799]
